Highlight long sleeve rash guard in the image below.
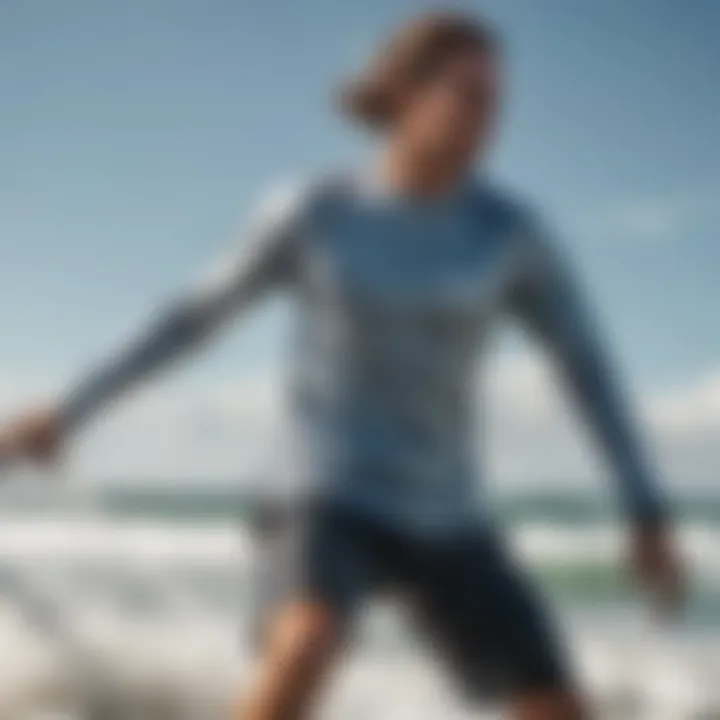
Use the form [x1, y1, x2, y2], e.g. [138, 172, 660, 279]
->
[59, 173, 666, 532]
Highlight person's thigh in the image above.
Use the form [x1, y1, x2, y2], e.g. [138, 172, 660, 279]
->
[405, 529, 581, 710]
[247, 499, 378, 649]
[238, 501, 382, 720]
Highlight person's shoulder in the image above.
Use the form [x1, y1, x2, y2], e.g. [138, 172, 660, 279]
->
[465, 178, 566, 276]
[250, 175, 319, 227]
[465, 177, 541, 234]
[252, 168, 358, 229]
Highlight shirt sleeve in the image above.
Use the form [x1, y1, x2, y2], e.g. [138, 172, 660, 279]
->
[507, 210, 668, 525]
[59, 182, 308, 433]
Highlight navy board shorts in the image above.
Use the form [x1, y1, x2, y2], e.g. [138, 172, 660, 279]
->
[247, 499, 575, 703]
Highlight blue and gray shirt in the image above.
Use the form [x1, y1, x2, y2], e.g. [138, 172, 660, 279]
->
[60, 172, 665, 532]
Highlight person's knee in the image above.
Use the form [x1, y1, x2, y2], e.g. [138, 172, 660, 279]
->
[266, 601, 341, 671]
[511, 689, 589, 720]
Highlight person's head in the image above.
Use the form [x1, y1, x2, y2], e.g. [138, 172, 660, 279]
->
[339, 11, 502, 170]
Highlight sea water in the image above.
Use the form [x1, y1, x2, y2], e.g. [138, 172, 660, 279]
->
[0, 483, 718, 720]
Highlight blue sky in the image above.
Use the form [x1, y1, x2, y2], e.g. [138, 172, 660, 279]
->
[1, 0, 718, 484]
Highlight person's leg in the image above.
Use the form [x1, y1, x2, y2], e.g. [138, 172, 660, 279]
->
[235, 600, 342, 720]
[406, 529, 589, 719]
[235, 501, 377, 720]
[510, 689, 588, 720]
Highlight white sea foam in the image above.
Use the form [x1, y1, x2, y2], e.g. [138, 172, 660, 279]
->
[0, 516, 717, 719]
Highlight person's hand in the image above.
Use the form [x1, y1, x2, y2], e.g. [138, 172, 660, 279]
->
[629, 521, 687, 619]
[0, 406, 64, 467]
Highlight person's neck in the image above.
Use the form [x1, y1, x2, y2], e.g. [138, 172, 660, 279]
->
[378, 140, 469, 201]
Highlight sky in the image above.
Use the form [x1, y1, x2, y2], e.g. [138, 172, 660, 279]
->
[1, 0, 719, 491]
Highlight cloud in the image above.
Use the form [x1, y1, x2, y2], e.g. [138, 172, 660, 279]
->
[646, 371, 720, 486]
[485, 352, 720, 491]
[612, 200, 686, 240]
[599, 187, 719, 243]
[561, 186, 719, 245]
[1, 355, 719, 492]
[70, 373, 285, 481]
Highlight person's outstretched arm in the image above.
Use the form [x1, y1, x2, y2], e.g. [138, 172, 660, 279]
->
[0, 184, 306, 460]
[509, 215, 665, 525]
[508, 210, 685, 613]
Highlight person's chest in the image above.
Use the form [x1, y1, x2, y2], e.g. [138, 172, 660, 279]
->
[299, 200, 518, 325]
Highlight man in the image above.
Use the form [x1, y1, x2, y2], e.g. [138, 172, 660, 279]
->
[0, 11, 684, 720]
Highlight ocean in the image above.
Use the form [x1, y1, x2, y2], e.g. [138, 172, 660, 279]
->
[0, 482, 718, 719]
